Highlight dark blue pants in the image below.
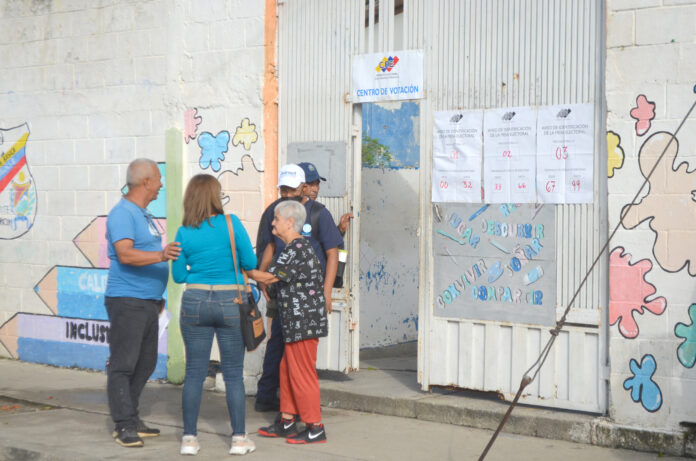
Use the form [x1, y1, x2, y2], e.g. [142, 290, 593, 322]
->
[256, 315, 284, 403]
[105, 296, 160, 431]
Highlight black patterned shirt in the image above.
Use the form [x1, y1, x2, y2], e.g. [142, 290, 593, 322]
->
[268, 237, 328, 343]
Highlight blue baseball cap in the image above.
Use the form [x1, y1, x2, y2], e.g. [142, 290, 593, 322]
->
[298, 162, 326, 183]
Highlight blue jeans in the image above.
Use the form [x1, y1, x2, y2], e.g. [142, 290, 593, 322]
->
[180, 289, 246, 436]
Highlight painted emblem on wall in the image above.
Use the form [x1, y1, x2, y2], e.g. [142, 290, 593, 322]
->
[0, 123, 37, 239]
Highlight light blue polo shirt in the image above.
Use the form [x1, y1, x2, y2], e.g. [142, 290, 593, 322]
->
[105, 198, 169, 300]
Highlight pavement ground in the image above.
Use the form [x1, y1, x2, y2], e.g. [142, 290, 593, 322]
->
[0, 358, 683, 461]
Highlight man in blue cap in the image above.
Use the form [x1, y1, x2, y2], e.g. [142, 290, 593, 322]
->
[297, 162, 353, 236]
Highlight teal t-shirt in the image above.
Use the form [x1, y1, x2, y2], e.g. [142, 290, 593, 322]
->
[172, 214, 256, 285]
[105, 198, 169, 299]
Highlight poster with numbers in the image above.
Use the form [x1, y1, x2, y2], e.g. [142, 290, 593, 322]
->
[483, 107, 537, 203]
[536, 103, 594, 203]
[432, 110, 483, 203]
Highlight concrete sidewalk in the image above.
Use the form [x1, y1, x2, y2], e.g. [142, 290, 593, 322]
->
[0, 358, 692, 460]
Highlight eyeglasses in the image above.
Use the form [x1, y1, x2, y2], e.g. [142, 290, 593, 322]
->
[143, 210, 163, 237]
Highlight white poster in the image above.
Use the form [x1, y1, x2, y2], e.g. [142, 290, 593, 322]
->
[483, 107, 537, 203]
[352, 50, 423, 103]
[432, 111, 483, 203]
[536, 103, 594, 203]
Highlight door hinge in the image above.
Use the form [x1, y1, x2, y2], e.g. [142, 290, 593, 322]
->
[349, 320, 357, 331]
[351, 125, 360, 137]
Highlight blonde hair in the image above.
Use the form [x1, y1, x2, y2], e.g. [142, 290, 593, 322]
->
[182, 174, 224, 228]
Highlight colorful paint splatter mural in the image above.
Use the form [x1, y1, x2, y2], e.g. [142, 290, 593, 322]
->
[620, 131, 696, 276]
[0, 163, 170, 379]
[0, 123, 37, 239]
[609, 247, 666, 339]
[623, 354, 663, 412]
[608, 84, 696, 424]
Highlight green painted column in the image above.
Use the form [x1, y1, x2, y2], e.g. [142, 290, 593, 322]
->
[166, 128, 185, 384]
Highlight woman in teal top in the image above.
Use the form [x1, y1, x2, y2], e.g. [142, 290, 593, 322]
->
[172, 174, 257, 456]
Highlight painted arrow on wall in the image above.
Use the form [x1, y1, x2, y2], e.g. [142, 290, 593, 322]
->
[34, 266, 110, 320]
[73, 216, 167, 269]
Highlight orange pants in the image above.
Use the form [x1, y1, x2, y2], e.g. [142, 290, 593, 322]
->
[279, 338, 321, 424]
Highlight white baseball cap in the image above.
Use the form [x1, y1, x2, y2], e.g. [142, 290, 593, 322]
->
[277, 164, 305, 188]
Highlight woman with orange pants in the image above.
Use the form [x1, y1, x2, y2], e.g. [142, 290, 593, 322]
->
[247, 199, 328, 444]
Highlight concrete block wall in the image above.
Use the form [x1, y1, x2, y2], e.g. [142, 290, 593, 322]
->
[606, 0, 696, 431]
[0, 0, 268, 385]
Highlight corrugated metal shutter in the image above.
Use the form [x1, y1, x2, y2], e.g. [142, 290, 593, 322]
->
[418, 0, 608, 412]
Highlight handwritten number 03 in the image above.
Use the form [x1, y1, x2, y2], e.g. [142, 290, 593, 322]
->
[555, 146, 568, 160]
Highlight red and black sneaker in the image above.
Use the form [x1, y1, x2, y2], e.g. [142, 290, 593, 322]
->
[258, 417, 299, 438]
[286, 423, 327, 444]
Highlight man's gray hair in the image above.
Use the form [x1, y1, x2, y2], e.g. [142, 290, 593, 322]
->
[275, 200, 306, 234]
[126, 158, 158, 188]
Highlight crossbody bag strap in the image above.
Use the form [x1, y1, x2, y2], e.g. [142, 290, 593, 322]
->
[225, 215, 246, 302]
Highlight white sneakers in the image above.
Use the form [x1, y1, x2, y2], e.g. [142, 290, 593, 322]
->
[229, 434, 256, 455]
[180, 434, 255, 456]
[180, 435, 200, 455]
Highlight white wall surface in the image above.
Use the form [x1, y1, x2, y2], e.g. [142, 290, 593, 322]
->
[0, 0, 268, 387]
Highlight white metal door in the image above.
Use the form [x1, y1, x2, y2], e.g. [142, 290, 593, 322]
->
[277, 0, 364, 372]
[418, 0, 608, 412]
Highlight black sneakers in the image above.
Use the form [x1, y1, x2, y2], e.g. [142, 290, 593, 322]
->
[113, 427, 144, 447]
[258, 417, 299, 438]
[112, 419, 160, 439]
[135, 419, 160, 438]
[286, 423, 327, 445]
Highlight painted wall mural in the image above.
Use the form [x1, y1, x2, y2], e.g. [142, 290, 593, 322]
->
[620, 131, 696, 276]
[609, 247, 666, 339]
[198, 130, 231, 172]
[675, 304, 696, 369]
[609, 85, 696, 420]
[629, 95, 655, 136]
[0, 123, 37, 239]
[232, 118, 259, 151]
[0, 163, 170, 379]
[606, 131, 624, 178]
[184, 108, 203, 144]
[623, 354, 663, 412]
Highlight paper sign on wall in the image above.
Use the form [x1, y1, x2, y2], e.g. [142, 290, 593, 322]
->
[483, 107, 537, 203]
[536, 103, 594, 203]
[352, 50, 423, 103]
[432, 110, 483, 203]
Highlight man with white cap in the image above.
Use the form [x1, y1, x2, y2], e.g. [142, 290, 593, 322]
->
[254, 164, 342, 416]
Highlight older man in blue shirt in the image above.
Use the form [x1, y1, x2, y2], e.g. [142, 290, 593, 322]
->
[105, 158, 180, 447]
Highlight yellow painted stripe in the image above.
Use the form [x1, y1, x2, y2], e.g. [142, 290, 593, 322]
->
[0, 133, 29, 168]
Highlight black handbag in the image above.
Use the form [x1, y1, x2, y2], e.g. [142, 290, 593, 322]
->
[225, 215, 266, 351]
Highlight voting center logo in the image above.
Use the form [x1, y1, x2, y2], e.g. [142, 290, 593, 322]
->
[376, 55, 399, 73]
[0, 123, 37, 239]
